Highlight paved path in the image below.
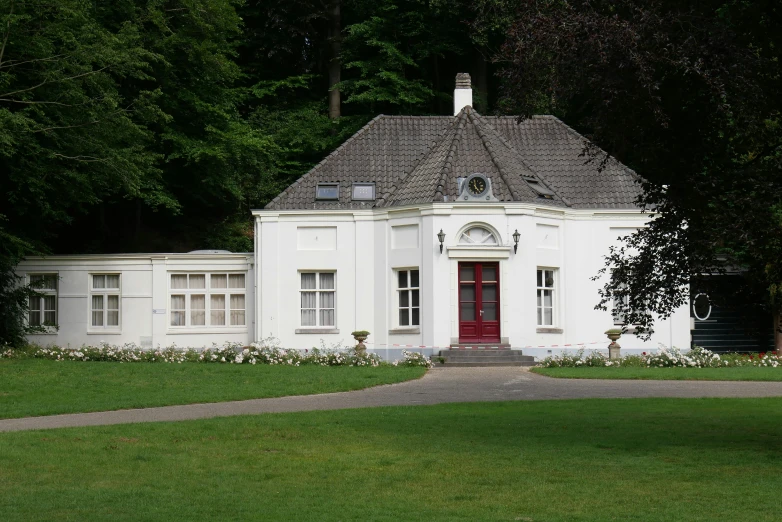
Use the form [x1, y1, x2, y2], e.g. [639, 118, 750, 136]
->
[3, 367, 782, 433]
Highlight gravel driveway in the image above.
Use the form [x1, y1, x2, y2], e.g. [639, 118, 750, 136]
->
[3, 367, 782, 432]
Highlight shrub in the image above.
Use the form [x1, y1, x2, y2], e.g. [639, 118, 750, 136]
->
[538, 345, 782, 369]
[0, 336, 431, 368]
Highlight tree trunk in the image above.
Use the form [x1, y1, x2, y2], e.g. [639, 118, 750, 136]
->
[473, 48, 489, 113]
[328, 0, 341, 119]
[775, 311, 782, 356]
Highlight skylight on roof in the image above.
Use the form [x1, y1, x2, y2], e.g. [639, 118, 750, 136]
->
[352, 182, 375, 201]
[316, 183, 339, 200]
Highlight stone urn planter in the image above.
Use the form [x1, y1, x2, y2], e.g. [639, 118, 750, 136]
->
[352, 330, 370, 355]
[605, 328, 622, 360]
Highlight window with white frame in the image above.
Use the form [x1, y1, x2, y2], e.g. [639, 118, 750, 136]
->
[169, 273, 246, 327]
[536, 268, 557, 326]
[300, 272, 335, 327]
[28, 274, 58, 327]
[396, 269, 420, 327]
[90, 274, 121, 328]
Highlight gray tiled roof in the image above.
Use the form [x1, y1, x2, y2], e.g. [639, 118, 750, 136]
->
[265, 109, 642, 210]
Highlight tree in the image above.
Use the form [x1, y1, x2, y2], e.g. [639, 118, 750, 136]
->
[492, 0, 782, 353]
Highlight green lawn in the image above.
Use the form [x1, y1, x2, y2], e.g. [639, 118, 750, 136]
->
[0, 359, 426, 419]
[1, 398, 780, 521]
[532, 366, 782, 381]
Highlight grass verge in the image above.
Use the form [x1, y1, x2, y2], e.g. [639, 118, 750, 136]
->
[0, 359, 426, 419]
[1, 398, 781, 521]
[531, 366, 782, 381]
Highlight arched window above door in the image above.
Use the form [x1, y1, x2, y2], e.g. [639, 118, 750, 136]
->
[459, 226, 498, 245]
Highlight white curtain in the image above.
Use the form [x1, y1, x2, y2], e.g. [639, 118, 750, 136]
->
[191, 294, 205, 325]
[107, 295, 119, 326]
[189, 274, 205, 289]
[91, 295, 104, 326]
[170, 295, 185, 326]
[171, 275, 187, 289]
[211, 294, 226, 325]
[106, 274, 120, 289]
[230, 294, 245, 326]
[229, 274, 245, 289]
[93, 275, 105, 289]
[211, 274, 227, 289]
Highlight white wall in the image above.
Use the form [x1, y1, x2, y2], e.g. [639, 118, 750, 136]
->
[254, 203, 692, 359]
[18, 254, 254, 349]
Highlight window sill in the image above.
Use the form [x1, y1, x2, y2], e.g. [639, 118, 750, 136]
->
[536, 327, 563, 334]
[295, 328, 340, 334]
[167, 328, 248, 335]
[87, 330, 123, 335]
[389, 327, 420, 335]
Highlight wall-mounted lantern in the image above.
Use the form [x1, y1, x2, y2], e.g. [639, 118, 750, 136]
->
[512, 229, 520, 254]
[437, 229, 446, 253]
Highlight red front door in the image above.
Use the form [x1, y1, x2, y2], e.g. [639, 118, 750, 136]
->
[458, 262, 500, 343]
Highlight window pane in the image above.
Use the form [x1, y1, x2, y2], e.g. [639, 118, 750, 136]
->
[482, 284, 497, 302]
[398, 270, 408, 289]
[301, 309, 316, 326]
[43, 311, 56, 325]
[29, 296, 40, 312]
[230, 295, 245, 326]
[544, 308, 553, 325]
[211, 295, 226, 326]
[107, 295, 119, 310]
[545, 271, 555, 288]
[229, 274, 245, 289]
[191, 294, 205, 325]
[544, 290, 553, 308]
[43, 295, 56, 311]
[460, 265, 475, 282]
[106, 274, 120, 289]
[411, 289, 419, 307]
[230, 294, 245, 310]
[301, 292, 316, 309]
[171, 275, 187, 289]
[537, 308, 542, 326]
[93, 275, 105, 289]
[482, 265, 497, 282]
[410, 270, 419, 288]
[537, 290, 542, 307]
[92, 295, 104, 311]
[399, 309, 410, 326]
[483, 303, 497, 321]
[411, 308, 419, 326]
[399, 290, 409, 308]
[319, 273, 334, 290]
[171, 295, 185, 310]
[536, 270, 543, 287]
[92, 311, 103, 327]
[211, 274, 227, 288]
[171, 311, 185, 327]
[301, 273, 316, 290]
[320, 309, 334, 326]
[319, 291, 334, 309]
[107, 311, 119, 327]
[42, 275, 57, 290]
[29, 311, 41, 326]
[230, 310, 245, 326]
[460, 284, 475, 302]
[189, 274, 206, 289]
[461, 302, 475, 321]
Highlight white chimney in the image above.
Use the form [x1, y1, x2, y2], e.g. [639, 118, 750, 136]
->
[454, 73, 472, 115]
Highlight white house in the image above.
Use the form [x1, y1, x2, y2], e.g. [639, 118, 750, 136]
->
[18, 74, 692, 359]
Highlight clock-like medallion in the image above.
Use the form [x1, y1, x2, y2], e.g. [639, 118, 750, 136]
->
[467, 175, 487, 196]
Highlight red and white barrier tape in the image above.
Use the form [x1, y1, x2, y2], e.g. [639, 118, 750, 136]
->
[361, 340, 606, 350]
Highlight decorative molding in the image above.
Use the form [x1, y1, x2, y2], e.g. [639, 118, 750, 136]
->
[389, 327, 421, 335]
[446, 246, 510, 259]
[536, 327, 564, 334]
[295, 328, 340, 334]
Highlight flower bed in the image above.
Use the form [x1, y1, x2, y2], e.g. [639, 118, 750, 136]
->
[539, 345, 781, 368]
[0, 338, 433, 368]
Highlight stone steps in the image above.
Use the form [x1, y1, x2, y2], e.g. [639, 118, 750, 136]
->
[436, 348, 537, 367]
